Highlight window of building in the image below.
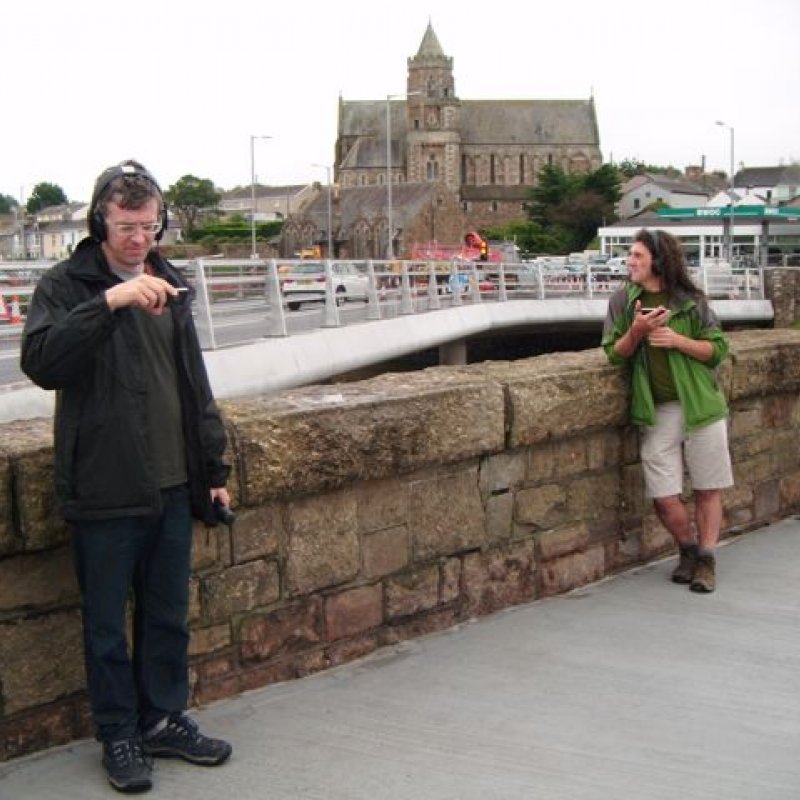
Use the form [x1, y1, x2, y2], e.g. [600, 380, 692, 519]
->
[519, 154, 525, 184]
[426, 154, 439, 181]
[491, 201, 498, 212]
[490, 155, 496, 184]
[634, 198, 640, 210]
[443, 88, 449, 98]
[547, 154, 553, 166]
[378, 174, 385, 185]
[414, 119, 420, 129]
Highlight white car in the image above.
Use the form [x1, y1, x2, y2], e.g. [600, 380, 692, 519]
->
[282, 262, 369, 311]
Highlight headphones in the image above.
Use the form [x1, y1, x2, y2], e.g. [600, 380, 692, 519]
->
[88, 160, 168, 242]
[649, 229, 663, 274]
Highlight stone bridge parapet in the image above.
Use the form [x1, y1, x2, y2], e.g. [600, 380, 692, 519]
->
[2, 329, 800, 760]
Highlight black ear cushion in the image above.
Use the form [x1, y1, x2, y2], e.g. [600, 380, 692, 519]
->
[88, 162, 168, 242]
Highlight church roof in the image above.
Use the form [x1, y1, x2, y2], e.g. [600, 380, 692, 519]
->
[303, 183, 440, 231]
[460, 99, 599, 146]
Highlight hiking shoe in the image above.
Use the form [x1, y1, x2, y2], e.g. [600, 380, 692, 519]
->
[671, 544, 699, 584]
[102, 737, 153, 794]
[691, 554, 716, 593]
[143, 713, 232, 766]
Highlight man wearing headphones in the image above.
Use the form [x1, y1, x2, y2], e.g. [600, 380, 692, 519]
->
[602, 228, 733, 594]
[21, 160, 232, 793]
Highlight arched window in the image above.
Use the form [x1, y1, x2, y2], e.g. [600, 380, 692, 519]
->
[426, 154, 439, 181]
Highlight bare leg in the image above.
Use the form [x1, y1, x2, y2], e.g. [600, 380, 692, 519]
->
[652, 495, 696, 547]
[693, 488, 722, 551]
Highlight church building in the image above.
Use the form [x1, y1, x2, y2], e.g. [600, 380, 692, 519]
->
[282, 22, 603, 259]
[335, 22, 603, 230]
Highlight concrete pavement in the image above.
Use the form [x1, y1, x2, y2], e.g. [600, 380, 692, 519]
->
[2, 517, 799, 799]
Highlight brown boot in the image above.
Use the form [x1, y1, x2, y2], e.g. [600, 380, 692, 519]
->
[671, 544, 698, 584]
[690, 554, 716, 593]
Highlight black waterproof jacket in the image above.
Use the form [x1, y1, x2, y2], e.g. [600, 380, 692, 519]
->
[20, 238, 229, 525]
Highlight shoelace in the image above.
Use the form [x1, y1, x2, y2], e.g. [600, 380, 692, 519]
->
[110, 739, 153, 769]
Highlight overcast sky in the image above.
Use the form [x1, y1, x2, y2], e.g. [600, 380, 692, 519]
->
[3, 0, 798, 203]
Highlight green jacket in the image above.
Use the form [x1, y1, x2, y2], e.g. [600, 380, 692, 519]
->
[602, 282, 729, 430]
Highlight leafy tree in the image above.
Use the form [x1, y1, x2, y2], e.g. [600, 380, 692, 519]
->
[0, 194, 18, 214]
[615, 158, 681, 180]
[164, 175, 221, 239]
[26, 182, 67, 213]
[523, 164, 621, 252]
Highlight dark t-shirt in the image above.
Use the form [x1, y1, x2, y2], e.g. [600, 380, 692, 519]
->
[640, 290, 678, 403]
[132, 306, 187, 488]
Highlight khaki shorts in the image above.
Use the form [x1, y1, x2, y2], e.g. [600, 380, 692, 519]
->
[640, 401, 733, 498]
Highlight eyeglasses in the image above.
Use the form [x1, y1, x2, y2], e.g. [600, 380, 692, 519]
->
[109, 221, 162, 236]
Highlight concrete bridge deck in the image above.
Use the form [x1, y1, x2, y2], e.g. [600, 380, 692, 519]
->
[1, 517, 798, 799]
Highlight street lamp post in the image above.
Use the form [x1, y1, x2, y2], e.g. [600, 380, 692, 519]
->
[385, 91, 421, 259]
[715, 121, 735, 263]
[250, 135, 272, 259]
[312, 163, 333, 257]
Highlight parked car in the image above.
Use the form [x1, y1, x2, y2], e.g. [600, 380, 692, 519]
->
[282, 262, 369, 311]
[605, 256, 628, 274]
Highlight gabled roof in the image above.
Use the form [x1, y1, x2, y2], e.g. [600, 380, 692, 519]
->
[460, 99, 598, 146]
[302, 183, 441, 232]
[735, 165, 800, 189]
[621, 173, 708, 197]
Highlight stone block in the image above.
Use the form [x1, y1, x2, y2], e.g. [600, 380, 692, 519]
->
[188, 623, 231, 657]
[506, 351, 629, 448]
[239, 597, 323, 663]
[553, 438, 588, 477]
[324, 584, 383, 641]
[0, 697, 92, 763]
[485, 492, 513, 544]
[514, 483, 567, 529]
[385, 566, 439, 620]
[188, 577, 201, 623]
[0, 547, 78, 613]
[730, 403, 763, 439]
[441, 557, 461, 604]
[540, 544, 605, 597]
[566, 473, 621, 521]
[586, 431, 624, 471]
[640, 515, 675, 559]
[0, 420, 68, 554]
[536, 523, 590, 561]
[462, 540, 536, 615]
[231, 505, 282, 564]
[728, 330, 800, 400]
[0, 611, 85, 715]
[202, 561, 280, 622]
[284, 490, 359, 595]
[478, 451, 527, 497]
[191, 521, 229, 572]
[754, 479, 781, 521]
[527, 441, 556, 482]
[779, 471, 800, 511]
[356, 478, 409, 533]
[363, 526, 409, 579]
[409, 468, 486, 560]
[225, 377, 505, 505]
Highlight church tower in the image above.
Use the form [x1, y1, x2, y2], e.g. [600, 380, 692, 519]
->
[405, 22, 461, 193]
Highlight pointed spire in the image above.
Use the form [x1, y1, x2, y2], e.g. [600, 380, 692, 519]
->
[416, 21, 444, 57]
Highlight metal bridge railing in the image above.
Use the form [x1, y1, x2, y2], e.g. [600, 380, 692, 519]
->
[0, 258, 767, 349]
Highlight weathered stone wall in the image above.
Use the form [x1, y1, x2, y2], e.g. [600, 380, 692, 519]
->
[2, 330, 800, 761]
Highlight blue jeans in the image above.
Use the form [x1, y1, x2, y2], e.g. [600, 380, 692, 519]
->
[72, 485, 193, 742]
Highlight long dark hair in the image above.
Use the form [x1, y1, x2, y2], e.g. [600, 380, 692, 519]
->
[633, 228, 703, 298]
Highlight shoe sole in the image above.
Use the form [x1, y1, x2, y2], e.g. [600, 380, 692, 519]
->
[690, 583, 715, 593]
[106, 776, 153, 794]
[143, 746, 231, 766]
[671, 574, 692, 584]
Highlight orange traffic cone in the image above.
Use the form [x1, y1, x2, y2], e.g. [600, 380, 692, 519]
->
[0, 294, 8, 321]
[10, 295, 22, 324]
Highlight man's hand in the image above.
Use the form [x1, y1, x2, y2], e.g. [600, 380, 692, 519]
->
[210, 487, 231, 507]
[632, 302, 670, 336]
[105, 275, 179, 315]
[647, 325, 681, 349]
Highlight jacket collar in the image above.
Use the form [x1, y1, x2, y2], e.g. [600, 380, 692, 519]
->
[625, 281, 697, 313]
[66, 237, 176, 286]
